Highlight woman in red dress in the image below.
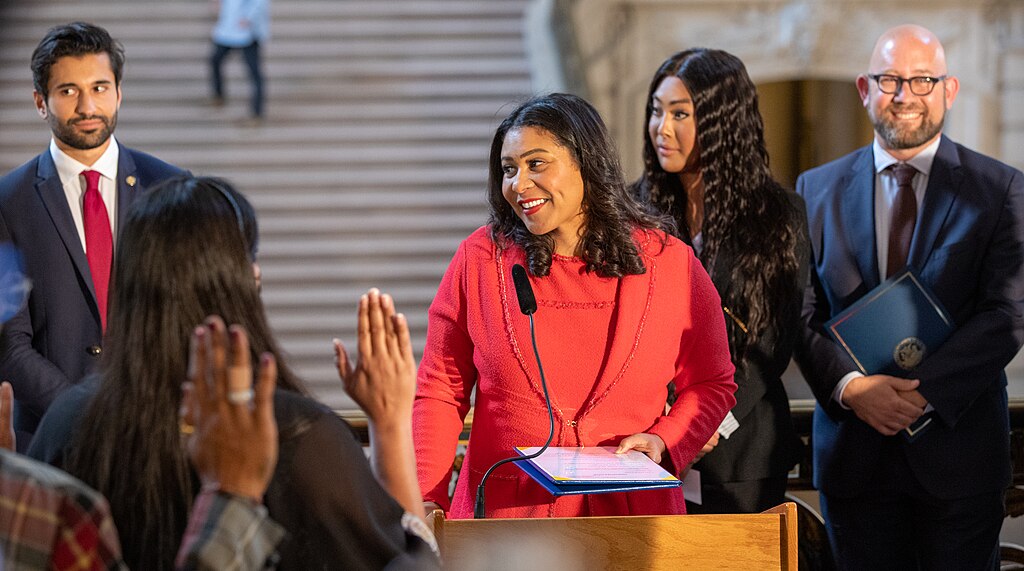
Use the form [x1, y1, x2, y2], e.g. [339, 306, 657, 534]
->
[414, 93, 737, 518]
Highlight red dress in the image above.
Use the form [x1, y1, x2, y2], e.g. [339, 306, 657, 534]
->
[413, 227, 736, 518]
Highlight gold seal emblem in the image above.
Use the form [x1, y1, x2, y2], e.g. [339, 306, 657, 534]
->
[893, 337, 926, 370]
[126, 175, 137, 187]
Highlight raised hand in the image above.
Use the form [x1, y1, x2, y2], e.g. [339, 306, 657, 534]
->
[181, 316, 278, 502]
[334, 289, 416, 427]
[333, 289, 424, 519]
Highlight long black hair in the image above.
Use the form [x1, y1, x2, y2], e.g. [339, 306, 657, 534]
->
[488, 93, 672, 277]
[632, 49, 801, 357]
[64, 175, 306, 570]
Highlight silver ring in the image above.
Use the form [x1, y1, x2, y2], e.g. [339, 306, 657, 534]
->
[226, 389, 254, 404]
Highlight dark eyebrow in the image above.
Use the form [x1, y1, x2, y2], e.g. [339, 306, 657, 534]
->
[501, 148, 549, 161]
[652, 94, 693, 106]
[52, 79, 113, 91]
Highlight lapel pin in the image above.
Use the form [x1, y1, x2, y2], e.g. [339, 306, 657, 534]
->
[126, 175, 137, 187]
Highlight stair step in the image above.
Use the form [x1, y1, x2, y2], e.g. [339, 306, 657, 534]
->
[2, 0, 526, 22]
[0, 0, 531, 409]
[0, 58, 529, 83]
[0, 38, 524, 64]
[0, 121, 499, 149]
[0, 78, 533, 107]
[0, 18, 525, 42]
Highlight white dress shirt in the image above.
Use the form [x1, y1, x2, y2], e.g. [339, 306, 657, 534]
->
[49, 137, 120, 254]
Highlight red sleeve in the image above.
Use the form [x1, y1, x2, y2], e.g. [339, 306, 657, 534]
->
[49, 492, 124, 571]
[412, 240, 477, 510]
[648, 246, 737, 475]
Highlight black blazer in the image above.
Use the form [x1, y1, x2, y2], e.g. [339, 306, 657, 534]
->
[0, 142, 186, 435]
[691, 191, 808, 483]
[795, 136, 1024, 499]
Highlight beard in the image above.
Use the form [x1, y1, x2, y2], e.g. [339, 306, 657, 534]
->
[48, 111, 117, 151]
[870, 103, 943, 150]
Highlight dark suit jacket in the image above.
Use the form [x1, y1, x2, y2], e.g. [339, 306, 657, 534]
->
[0, 142, 186, 435]
[795, 135, 1024, 500]
[691, 191, 808, 486]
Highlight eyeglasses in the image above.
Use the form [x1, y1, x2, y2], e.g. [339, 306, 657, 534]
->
[869, 74, 947, 96]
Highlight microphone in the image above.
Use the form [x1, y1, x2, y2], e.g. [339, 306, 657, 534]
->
[511, 264, 537, 315]
[475, 264, 555, 518]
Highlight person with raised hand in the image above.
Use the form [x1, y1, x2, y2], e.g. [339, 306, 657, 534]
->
[0, 358, 280, 570]
[176, 316, 284, 570]
[28, 175, 439, 570]
[335, 289, 425, 522]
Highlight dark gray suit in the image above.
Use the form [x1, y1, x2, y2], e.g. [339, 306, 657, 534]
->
[0, 142, 185, 437]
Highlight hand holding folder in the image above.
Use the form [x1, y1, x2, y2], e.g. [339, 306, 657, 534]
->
[515, 446, 681, 496]
[825, 269, 954, 440]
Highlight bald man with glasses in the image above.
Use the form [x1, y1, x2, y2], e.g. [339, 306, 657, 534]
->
[795, 24, 1024, 569]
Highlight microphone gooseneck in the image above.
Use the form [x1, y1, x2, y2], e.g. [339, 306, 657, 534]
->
[474, 264, 555, 519]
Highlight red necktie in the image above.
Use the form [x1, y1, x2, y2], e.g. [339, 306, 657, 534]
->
[82, 170, 112, 331]
[886, 163, 918, 278]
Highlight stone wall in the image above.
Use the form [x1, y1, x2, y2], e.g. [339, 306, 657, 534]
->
[541, 0, 1023, 177]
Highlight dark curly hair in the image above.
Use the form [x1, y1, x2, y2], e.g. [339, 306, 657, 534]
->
[488, 93, 672, 277]
[631, 49, 801, 357]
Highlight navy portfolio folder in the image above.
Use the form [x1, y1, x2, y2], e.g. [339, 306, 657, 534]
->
[825, 269, 954, 439]
[825, 268, 954, 376]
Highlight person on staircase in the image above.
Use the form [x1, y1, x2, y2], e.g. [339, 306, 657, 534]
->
[210, 0, 269, 124]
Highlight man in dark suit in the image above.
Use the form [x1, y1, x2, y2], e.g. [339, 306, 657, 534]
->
[0, 22, 186, 441]
[796, 24, 1024, 569]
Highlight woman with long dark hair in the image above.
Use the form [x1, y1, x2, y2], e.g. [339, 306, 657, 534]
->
[414, 93, 737, 518]
[632, 48, 808, 513]
[28, 176, 438, 570]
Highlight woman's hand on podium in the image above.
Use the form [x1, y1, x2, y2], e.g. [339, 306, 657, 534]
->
[615, 432, 667, 463]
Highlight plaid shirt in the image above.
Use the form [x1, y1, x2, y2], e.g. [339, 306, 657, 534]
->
[0, 450, 284, 571]
[176, 490, 284, 571]
[0, 449, 124, 571]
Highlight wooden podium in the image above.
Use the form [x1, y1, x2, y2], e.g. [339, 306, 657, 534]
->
[429, 502, 798, 570]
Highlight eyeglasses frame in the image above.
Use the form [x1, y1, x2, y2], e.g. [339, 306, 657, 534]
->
[868, 73, 948, 96]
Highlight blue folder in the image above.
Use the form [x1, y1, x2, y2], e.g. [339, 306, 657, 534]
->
[514, 447, 681, 497]
[826, 268, 954, 376]
[826, 269, 954, 440]
[516, 460, 681, 496]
